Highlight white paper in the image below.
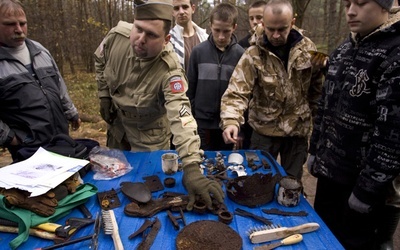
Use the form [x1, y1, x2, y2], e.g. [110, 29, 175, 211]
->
[0, 147, 89, 196]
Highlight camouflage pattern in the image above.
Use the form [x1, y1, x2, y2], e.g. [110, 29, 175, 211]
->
[220, 27, 324, 138]
[94, 21, 202, 166]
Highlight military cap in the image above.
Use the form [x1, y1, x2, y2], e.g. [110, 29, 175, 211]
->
[374, 0, 394, 10]
[134, 0, 173, 21]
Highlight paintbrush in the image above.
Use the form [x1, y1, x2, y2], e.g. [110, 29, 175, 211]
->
[102, 209, 124, 250]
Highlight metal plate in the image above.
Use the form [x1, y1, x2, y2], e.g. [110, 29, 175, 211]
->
[143, 175, 164, 192]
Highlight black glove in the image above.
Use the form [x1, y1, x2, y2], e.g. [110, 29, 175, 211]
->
[182, 163, 225, 211]
[99, 98, 115, 124]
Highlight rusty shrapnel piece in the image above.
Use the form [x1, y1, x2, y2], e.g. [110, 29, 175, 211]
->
[124, 195, 189, 217]
[176, 220, 242, 250]
[226, 173, 280, 207]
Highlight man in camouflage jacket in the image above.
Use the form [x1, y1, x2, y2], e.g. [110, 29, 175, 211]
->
[220, 0, 324, 179]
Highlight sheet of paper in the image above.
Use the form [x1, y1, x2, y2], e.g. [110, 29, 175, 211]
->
[0, 147, 89, 196]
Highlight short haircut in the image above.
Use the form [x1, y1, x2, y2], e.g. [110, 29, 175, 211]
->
[249, 0, 267, 12]
[210, 2, 238, 25]
[0, 0, 25, 17]
[265, 0, 293, 16]
[163, 20, 172, 35]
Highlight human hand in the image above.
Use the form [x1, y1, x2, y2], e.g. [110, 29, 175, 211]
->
[348, 192, 371, 214]
[309, 51, 328, 69]
[222, 125, 239, 145]
[182, 163, 225, 211]
[70, 118, 81, 131]
[0, 188, 58, 216]
[99, 97, 115, 124]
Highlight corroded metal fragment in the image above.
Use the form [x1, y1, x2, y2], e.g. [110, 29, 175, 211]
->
[176, 220, 242, 250]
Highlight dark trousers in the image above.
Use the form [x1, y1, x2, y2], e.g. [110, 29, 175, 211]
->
[314, 177, 400, 250]
[198, 128, 233, 151]
[249, 132, 308, 179]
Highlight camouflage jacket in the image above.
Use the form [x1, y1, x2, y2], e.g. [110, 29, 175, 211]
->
[220, 28, 324, 138]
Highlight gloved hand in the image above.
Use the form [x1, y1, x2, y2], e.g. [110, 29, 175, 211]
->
[348, 192, 371, 214]
[99, 97, 115, 124]
[182, 163, 225, 211]
[0, 188, 58, 217]
[307, 155, 316, 175]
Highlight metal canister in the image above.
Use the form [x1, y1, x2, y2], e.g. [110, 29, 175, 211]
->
[277, 176, 303, 207]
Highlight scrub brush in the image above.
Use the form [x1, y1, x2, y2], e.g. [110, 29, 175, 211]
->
[102, 209, 124, 250]
[247, 222, 320, 244]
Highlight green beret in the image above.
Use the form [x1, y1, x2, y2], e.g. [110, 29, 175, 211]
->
[134, 0, 173, 21]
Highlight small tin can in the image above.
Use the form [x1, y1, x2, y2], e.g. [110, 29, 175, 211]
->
[277, 176, 303, 207]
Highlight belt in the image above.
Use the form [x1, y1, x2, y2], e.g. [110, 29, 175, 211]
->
[118, 109, 163, 119]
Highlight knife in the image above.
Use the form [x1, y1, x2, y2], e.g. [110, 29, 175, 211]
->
[254, 234, 303, 250]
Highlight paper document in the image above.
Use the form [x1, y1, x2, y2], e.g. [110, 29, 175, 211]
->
[0, 147, 89, 196]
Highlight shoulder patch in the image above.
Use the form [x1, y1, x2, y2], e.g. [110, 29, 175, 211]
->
[169, 77, 185, 93]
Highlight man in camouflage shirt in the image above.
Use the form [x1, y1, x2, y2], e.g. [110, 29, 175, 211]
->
[220, 0, 324, 179]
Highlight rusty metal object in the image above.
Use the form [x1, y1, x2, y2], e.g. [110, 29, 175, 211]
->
[218, 211, 233, 224]
[166, 208, 186, 230]
[124, 195, 189, 217]
[163, 177, 176, 188]
[262, 208, 308, 217]
[120, 182, 152, 203]
[136, 217, 161, 250]
[277, 176, 303, 207]
[97, 189, 121, 210]
[143, 175, 164, 192]
[234, 208, 272, 225]
[128, 219, 156, 240]
[226, 173, 279, 207]
[176, 220, 242, 250]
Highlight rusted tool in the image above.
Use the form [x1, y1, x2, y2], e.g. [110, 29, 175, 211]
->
[262, 208, 308, 217]
[35, 213, 101, 250]
[54, 217, 95, 243]
[136, 217, 161, 250]
[125, 195, 189, 217]
[128, 219, 156, 239]
[166, 208, 186, 230]
[234, 208, 272, 225]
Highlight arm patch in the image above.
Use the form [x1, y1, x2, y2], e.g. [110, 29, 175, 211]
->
[170, 77, 185, 93]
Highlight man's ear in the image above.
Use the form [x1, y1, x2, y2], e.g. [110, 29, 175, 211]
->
[232, 23, 238, 32]
[192, 4, 196, 13]
[291, 17, 296, 26]
[165, 34, 171, 45]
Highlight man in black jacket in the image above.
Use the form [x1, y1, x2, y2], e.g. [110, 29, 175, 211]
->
[308, 0, 400, 249]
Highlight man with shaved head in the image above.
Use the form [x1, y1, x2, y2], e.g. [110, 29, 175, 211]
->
[220, 0, 324, 179]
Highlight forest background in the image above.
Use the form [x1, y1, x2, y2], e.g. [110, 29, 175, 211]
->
[2, 1, 399, 246]
[1, 0, 350, 164]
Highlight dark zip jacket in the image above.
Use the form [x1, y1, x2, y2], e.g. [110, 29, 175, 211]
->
[187, 34, 244, 129]
[0, 39, 78, 148]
